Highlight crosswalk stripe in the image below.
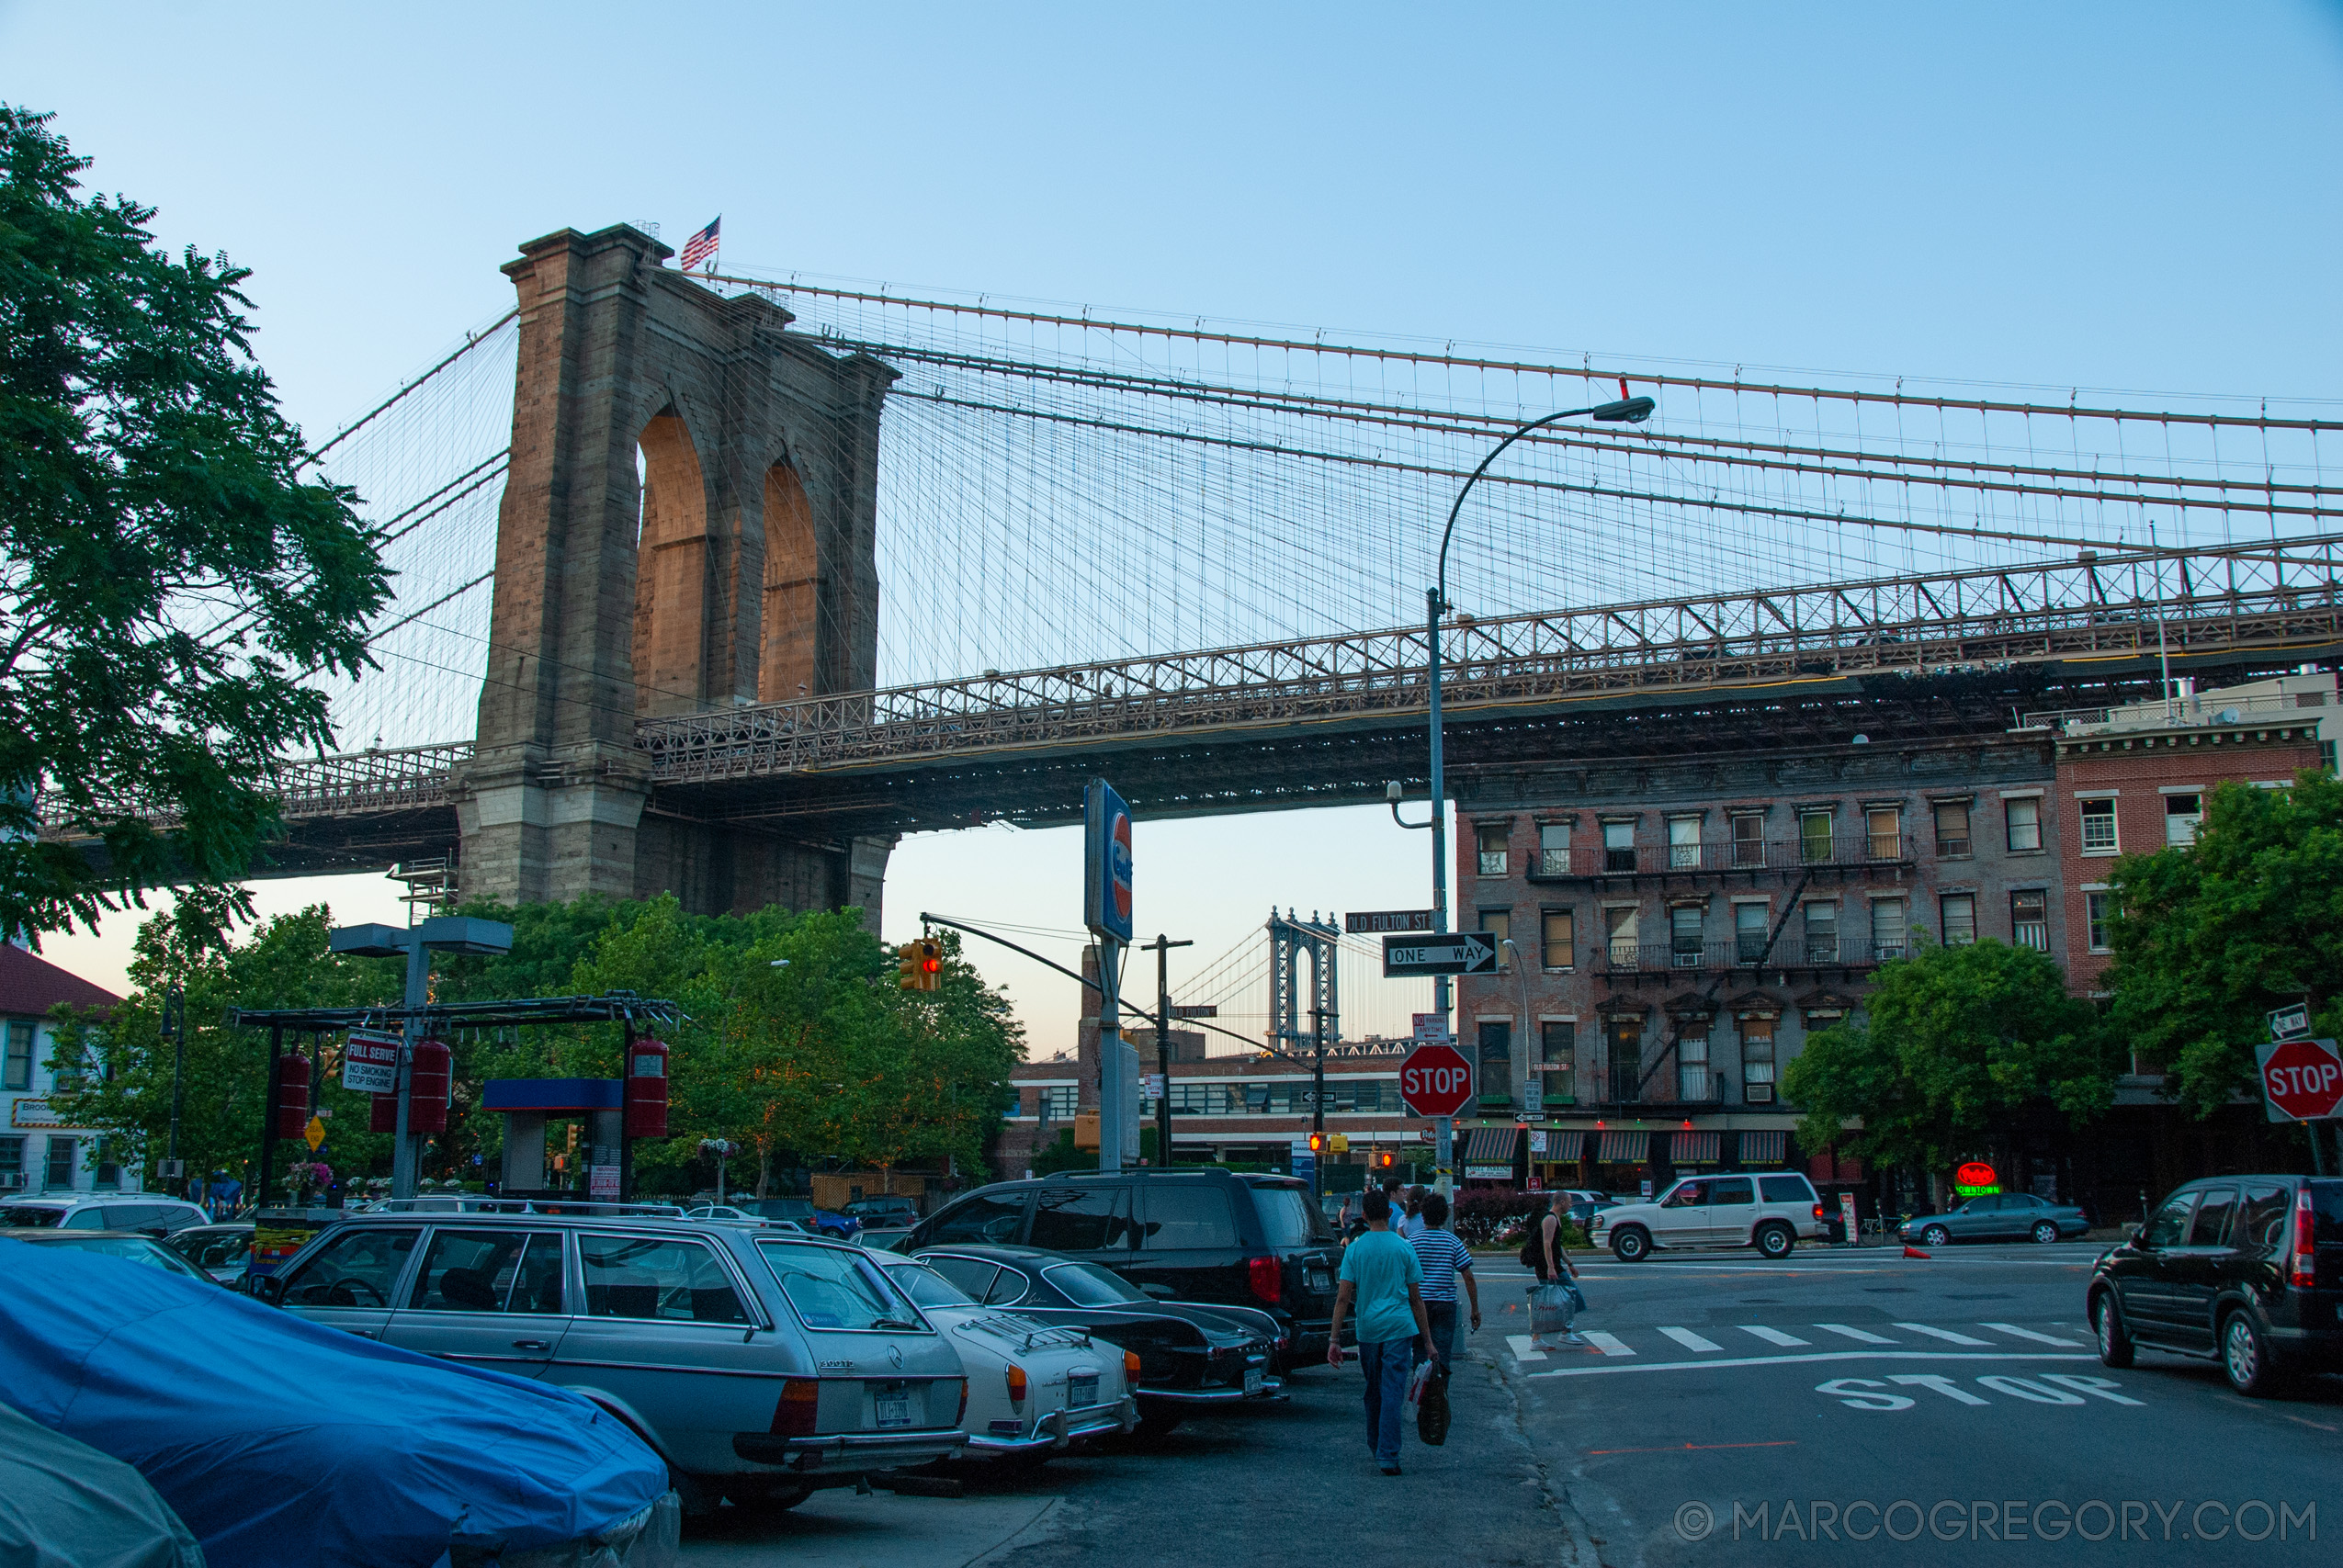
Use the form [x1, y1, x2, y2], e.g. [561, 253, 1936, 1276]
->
[1740, 1325, 1811, 1347]
[1815, 1323, 1897, 1344]
[1580, 1331, 1636, 1357]
[1658, 1326, 1724, 1353]
[1894, 1322, 1994, 1346]
[1506, 1334, 1548, 1362]
[1983, 1322, 2084, 1347]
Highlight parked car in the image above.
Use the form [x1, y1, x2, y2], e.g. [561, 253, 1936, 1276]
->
[2087, 1175, 2343, 1397]
[163, 1222, 255, 1284]
[253, 1212, 966, 1511]
[1, 1229, 218, 1283]
[730, 1196, 856, 1239]
[903, 1169, 1340, 1368]
[0, 1236, 674, 1566]
[0, 1399, 202, 1568]
[0, 1196, 209, 1236]
[868, 1253, 1138, 1457]
[1589, 1171, 1826, 1261]
[1900, 1191, 2089, 1247]
[685, 1204, 809, 1234]
[911, 1243, 1277, 1436]
[843, 1195, 922, 1226]
[855, 1225, 915, 1252]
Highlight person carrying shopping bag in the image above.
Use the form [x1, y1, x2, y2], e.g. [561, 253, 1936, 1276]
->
[1327, 1186, 1433, 1475]
[1523, 1190, 1589, 1349]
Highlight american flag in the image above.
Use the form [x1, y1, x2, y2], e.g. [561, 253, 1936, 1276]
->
[679, 216, 720, 272]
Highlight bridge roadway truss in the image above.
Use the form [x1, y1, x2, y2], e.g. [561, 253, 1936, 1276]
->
[190, 531, 2342, 873]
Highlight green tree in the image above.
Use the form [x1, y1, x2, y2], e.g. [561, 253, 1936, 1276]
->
[2102, 771, 2343, 1117]
[2, 107, 388, 948]
[1783, 939, 2115, 1190]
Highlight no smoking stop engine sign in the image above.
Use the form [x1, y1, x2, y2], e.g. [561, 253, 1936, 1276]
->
[2256, 1037, 2343, 1122]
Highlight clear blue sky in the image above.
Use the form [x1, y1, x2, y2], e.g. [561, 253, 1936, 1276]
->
[12, 3, 2341, 1046]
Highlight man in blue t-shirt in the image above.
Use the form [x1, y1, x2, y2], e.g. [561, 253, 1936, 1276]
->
[1328, 1186, 1432, 1474]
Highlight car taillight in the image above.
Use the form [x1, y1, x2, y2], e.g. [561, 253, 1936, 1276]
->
[771, 1379, 820, 1438]
[1248, 1255, 1282, 1304]
[2291, 1186, 2318, 1291]
[1124, 1349, 1142, 1378]
[1814, 1204, 1826, 1220]
[1005, 1365, 1028, 1409]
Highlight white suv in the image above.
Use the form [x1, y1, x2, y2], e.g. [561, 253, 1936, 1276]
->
[1589, 1172, 1825, 1261]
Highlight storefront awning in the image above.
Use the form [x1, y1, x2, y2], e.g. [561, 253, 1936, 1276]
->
[1462, 1127, 1521, 1165]
[1670, 1130, 1721, 1164]
[1534, 1130, 1586, 1161]
[1597, 1130, 1648, 1163]
[1739, 1130, 1787, 1164]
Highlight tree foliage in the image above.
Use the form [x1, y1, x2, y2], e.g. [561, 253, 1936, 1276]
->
[1, 106, 388, 947]
[2101, 771, 2343, 1117]
[1783, 938, 2114, 1177]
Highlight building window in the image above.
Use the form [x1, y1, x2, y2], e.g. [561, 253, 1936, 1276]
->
[1540, 908, 1575, 970]
[1934, 800, 1972, 858]
[1541, 1021, 1575, 1100]
[2011, 888, 2048, 951]
[1668, 816, 1702, 870]
[1604, 906, 1640, 966]
[1799, 810, 1835, 864]
[2165, 793, 2202, 846]
[0, 1135, 22, 1190]
[1602, 819, 1636, 873]
[1734, 901, 1769, 964]
[93, 1136, 119, 1190]
[1476, 823, 1508, 876]
[1670, 905, 1704, 966]
[1866, 807, 1901, 862]
[1731, 813, 1766, 868]
[2, 1021, 31, 1091]
[2080, 797, 2118, 854]
[1477, 1021, 1512, 1108]
[1030, 1085, 1078, 1121]
[1940, 893, 1976, 946]
[44, 1136, 74, 1190]
[1741, 1019, 1776, 1102]
[1678, 1026, 1710, 1100]
[1804, 902, 1839, 964]
[1477, 908, 1511, 968]
[2087, 891, 2113, 953]
[2006, 796, 2043, 852]
[1537, 822, 1570, 875]
[1873, 897, 1907, 962]
[2323, 739, 2337, 773]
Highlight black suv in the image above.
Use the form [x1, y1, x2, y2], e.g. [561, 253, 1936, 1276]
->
[902, 1169, 1340, 1370]
[2088, 1175, 2343, 1396]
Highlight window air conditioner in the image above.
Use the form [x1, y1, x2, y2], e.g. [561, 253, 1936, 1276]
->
[1744, 1084, 1775, 1105]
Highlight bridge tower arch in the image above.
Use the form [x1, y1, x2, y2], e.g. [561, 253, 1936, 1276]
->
[454, 223, 897, 922]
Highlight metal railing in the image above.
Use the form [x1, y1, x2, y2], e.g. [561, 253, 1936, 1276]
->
[1538, 833, 1913, 877]
[1598, 939, 1888, 974]
[2022, 688, 2330, 734]
[38, 740, 472, 838]
[1578, 1063, 1730, 1106]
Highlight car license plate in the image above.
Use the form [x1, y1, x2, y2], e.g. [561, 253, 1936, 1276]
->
[1243, 1368, 1264, 1396]
[1069, 1374, 1098, 1406]
[1306, 1269, 1330, 1292]
[875, 1392, 913, 1428]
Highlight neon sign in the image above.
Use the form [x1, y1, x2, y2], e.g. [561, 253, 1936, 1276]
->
[1953, 1160, 1999, 1197]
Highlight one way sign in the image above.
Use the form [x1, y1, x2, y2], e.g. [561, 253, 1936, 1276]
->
[1381, 932, 1500, 977]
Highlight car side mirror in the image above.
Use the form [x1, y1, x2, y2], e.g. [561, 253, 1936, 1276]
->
[250, 1274, 288, 1305]
[2129, 1226, 2150, 1249]
[1139, 1283, 1175, 1299]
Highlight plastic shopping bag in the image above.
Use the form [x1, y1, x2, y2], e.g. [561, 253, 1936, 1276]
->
[1530, 1280, 1575, 1338]
[1405, 1357, 1436, 1406]
[1564, 1277, 1589, 1315]
[1416, 1366, 1451, 1446]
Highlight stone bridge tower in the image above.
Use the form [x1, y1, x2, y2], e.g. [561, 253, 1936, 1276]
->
[452, 224, 896, 921]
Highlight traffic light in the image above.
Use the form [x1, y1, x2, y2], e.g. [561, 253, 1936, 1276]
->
[1307, 1132, 1325, 1153]
[896, 942, 920, 989]
[915, 937, 943, 991]
[1375, 1150, 1395, 1169]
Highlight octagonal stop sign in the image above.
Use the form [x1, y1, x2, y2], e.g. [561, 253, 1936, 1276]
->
[2256, 1037, 2343, 1122]
[1399, 1042, 1473, 1119]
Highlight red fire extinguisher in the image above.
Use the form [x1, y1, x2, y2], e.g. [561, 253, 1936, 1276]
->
[409, 1039, 452, 1134]
[274, 1055, 311, 1141]
[626, 1038, 669, 1139]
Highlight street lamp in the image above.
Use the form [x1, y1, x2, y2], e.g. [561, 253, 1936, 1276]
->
[1403, 391, 1654, 1190]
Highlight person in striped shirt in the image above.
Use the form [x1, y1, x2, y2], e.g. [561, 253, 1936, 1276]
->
[1408, 1191, 1479, 1372]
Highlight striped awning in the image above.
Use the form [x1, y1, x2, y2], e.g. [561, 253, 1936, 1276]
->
[1463, 1126, 1521, 1164]
[1597, 1130, 1649, 1163]
[1539, 1130, 1587, 1161]
[1671, 1130, 1721, 1164]
[1739, 1129, 1788, 1163]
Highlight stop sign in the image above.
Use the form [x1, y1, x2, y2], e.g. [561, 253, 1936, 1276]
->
[2256, 1037, 2343, 1122]
[1399, 1042, 1474, 1118]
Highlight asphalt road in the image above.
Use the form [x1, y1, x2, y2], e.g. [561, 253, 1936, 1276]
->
[679, 1240, 2341, 1567]
[1488, 1241, 2341, 1567]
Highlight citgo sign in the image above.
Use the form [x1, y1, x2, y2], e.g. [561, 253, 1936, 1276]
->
[1952, 1160, 1999, 1197]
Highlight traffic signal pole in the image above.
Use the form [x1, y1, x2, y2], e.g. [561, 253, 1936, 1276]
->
[1144, 934, 1191, 1168]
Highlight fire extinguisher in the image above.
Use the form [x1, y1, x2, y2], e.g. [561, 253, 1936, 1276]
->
[274, 1055, 311, 1141]
[409, 1039, 452, 1134]
[626, 1038, 669, 1139]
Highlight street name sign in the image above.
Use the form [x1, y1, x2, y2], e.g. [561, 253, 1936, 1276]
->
[1381, 932, 1499, 977]
[1171, 1004, 1217, 1019]
[342, 1030, 402, 1095]
[2256, 1037, 2343, 1122]
[1398, 1042, 1473, 1118]
[2269, 1002, 2312, 1041]
[1347, 908, 1434, 935]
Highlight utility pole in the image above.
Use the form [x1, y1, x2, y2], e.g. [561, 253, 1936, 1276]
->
[161, 985, 187, 1196]
[1144, 934, 1192, 1168]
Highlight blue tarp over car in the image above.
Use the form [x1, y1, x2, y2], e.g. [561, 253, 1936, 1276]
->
[0, 1239, 670, 1568]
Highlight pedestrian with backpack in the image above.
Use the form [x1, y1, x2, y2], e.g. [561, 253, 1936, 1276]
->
[1522, 1190, 1588, 1350]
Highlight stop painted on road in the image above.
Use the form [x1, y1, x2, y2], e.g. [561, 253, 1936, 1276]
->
[1817, 1374, 2145, 1410]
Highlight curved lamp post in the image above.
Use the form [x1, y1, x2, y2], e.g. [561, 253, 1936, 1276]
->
[1396, 390, 1654, 1188]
